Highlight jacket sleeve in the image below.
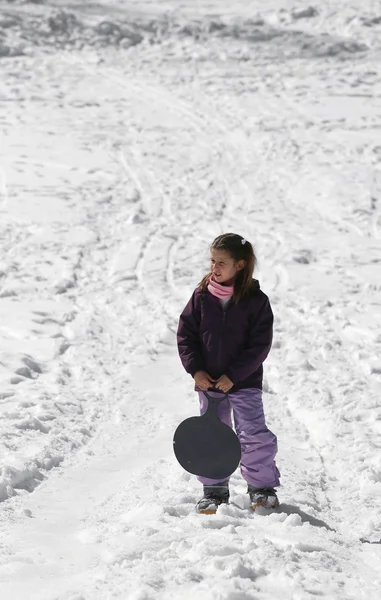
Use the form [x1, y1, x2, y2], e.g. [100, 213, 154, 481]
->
[225, 296, 273, 384]
[177, 290, 205, 377]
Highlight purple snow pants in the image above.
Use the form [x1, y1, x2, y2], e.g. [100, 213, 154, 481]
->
[198, 388, 280, 488]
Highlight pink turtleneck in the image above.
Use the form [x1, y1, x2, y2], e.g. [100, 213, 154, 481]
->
[207, 276, 234, 302]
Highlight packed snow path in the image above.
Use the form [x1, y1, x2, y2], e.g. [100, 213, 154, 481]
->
[1, 1, 381, 598]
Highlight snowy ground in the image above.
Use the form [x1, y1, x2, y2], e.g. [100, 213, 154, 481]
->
[1, 0, 381, 598]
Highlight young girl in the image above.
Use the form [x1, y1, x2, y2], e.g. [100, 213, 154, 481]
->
[177, 233, 280, 514]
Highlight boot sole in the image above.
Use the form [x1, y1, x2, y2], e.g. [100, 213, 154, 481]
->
[251, 499, 280, 511]
[197, 500, 279, 514]
[196, 500, 229, 515]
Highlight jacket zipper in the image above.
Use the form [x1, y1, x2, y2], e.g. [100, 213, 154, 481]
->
[217, 307, 227, 374]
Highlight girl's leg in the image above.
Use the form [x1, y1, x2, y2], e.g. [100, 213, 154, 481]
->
[197, 391, 233, 486]
[229, 388, 280, 488]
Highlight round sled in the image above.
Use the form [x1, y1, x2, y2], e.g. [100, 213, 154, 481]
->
[173, 391, 241, 480]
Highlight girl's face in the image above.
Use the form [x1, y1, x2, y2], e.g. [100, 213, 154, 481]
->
[210, 249, 245, 286]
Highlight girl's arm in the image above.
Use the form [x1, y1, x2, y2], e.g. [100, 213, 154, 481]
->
[225, 296, 273, 385]
[177, 290, 205, 377]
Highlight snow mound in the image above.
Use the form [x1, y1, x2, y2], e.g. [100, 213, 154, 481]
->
[0, 13, 25, 56]
[0, 40, 24, 57]
[0, 8, 145, 55]
[173, 17, 369, 59]
[291, 6, 319, 20]
[361, 15, 381, 27]
[0, 6, 374, 59]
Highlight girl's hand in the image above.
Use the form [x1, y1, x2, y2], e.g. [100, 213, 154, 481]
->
[193, 370, 216, 391]
[214, 375, 234, 393]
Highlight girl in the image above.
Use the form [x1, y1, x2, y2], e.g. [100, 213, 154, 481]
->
[177, 233, 280, 514]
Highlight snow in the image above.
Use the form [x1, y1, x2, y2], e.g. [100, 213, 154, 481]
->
[1, 0, 381, 597]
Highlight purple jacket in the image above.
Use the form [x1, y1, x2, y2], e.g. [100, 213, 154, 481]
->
[177, 280, 273, 392]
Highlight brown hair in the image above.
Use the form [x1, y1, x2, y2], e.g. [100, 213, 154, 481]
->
[198, 233, 258, 304]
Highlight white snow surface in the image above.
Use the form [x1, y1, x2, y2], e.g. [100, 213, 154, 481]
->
[1, 0, 381, 597]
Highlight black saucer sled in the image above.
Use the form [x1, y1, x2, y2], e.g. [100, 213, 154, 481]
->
[173, 391, 241, 480]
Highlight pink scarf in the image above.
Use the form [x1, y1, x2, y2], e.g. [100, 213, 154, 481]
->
[207, 275, 234, 299]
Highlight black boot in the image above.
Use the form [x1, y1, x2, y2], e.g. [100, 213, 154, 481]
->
[196, 481, 230, 514]
[248, 485, 279, 511]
